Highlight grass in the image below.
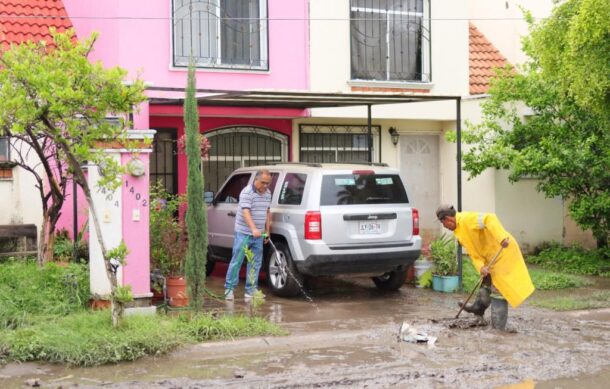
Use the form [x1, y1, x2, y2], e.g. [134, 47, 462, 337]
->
[461, 258, 591, 291]
[0, 311, 285, 366]
[0, 259, 89, 329]
[530, 291, 610, 311]
[0, 260, 285, 366]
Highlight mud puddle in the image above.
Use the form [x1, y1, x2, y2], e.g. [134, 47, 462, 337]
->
[1, 275, 609, 388]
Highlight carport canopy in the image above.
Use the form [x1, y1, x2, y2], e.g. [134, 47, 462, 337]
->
[147, 87, 466, 285]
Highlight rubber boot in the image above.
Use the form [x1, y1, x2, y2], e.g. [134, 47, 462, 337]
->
[459, 276, 492, 317]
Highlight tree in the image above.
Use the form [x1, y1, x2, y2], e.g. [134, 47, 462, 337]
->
[184, 63, 208, 310]
[0, 30, 146, 325]
[460, 0, 610, 248]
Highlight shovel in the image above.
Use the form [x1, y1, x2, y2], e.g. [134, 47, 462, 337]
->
[455, 245, 504, 319]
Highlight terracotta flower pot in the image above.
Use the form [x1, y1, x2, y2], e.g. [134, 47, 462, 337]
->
[90, 298, 111, 310]
[166, 276, 189, 307]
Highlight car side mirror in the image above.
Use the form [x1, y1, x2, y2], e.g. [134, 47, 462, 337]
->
[204, 191, 215, 205]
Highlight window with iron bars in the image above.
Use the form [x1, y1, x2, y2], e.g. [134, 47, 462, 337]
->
[350, 0, 430, 82]
[172, 0, 269, 70]
[299, 124, 380, 163]
[0, 137, 9, 162]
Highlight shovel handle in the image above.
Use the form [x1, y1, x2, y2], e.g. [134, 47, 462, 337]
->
[455, 245, 504, 319]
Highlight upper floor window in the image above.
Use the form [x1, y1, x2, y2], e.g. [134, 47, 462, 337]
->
[350, 0, 430, 82]
[0, 137, 9, 162]
[172, 0, 268, 70]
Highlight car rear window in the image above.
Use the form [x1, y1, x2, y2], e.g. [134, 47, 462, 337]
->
[320, 174, 408, 205]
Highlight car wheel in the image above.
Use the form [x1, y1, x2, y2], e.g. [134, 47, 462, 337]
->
[266, 241, 303, 297]
[205, 255, 216, 277]
[372, 269, 407, 291]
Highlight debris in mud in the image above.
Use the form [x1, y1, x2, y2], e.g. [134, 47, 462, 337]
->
[430, 317, 488, 329]
[398, 321, 437, 345]
[24, 378, 41, 387]
[234, 369, 246, 378]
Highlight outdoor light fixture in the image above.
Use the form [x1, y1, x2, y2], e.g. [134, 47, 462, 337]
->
[389, 127, 400, 146]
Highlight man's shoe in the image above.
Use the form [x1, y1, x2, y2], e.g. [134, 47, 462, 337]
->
[225, 289, 234, 301]
[244, 290, 266, 300]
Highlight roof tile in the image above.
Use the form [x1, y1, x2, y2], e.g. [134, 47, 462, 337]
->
[0, 0, 73, 50]
[469, 23, 511, 95]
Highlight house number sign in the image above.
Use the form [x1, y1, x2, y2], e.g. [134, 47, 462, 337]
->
[125, 180, 148, 207]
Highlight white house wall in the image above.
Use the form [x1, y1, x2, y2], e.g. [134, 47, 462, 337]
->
[309, 0, 470, 98]
[468, 0, 555, 66]
[0, 140, 43, 228]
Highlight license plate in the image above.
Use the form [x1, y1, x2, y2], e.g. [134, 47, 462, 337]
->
[359, 221, 382, 234]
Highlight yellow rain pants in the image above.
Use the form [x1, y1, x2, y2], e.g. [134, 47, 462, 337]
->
[454, 212, 535, 308]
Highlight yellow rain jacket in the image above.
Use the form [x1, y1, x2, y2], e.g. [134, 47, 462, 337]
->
[454, 212, 535, 308]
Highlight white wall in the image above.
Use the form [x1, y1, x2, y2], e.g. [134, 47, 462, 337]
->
[495, 170, 563, 253]
[469, 0, 555, 65]
[309, 0, 470, 98]
[0, 140, 43, 228]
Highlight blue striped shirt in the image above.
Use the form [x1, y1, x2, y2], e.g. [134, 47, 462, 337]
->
[235, 184, 271, 235]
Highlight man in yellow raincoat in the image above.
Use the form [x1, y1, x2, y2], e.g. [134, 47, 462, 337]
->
[436, 205, 535, 316]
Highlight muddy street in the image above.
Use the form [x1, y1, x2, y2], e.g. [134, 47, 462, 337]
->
[2, 271, 610, 388]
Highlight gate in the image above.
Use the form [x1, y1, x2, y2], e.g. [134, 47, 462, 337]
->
[203, 126, 288, 193]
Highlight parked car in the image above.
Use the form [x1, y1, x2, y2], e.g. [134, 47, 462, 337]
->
[205, 163, 421, 297]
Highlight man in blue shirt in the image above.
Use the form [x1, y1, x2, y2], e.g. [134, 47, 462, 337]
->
[224, 169, 272, 300]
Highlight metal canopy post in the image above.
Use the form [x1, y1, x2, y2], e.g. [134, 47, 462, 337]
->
[456, 97, 463, 289]
[367, 104, 372, 163]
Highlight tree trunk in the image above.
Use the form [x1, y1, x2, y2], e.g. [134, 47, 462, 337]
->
[37, 215, 49, 266]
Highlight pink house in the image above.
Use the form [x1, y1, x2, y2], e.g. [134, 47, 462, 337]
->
[55, 0, 310, 302]
[63, 0, 310, 196]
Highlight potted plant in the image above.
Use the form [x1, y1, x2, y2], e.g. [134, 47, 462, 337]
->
[414, 240, 434, 288]
[150, 183, 189, 307]
[429, 234, 459, 293]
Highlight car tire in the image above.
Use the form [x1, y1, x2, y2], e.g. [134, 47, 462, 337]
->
[266, 241, 303, 297]
[372, 269, 407, 291]
[205, 256, 216, 277]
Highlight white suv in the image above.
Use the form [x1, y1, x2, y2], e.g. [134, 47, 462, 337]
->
[205, 163, 421, 297]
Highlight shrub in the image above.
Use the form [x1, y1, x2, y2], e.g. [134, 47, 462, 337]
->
[149, 183, 188, 277]
[527, 243, 610, 276]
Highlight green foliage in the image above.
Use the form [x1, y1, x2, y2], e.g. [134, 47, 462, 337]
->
[0, 29, 146, 263]
[107, 241, 129, 266]
[114, 285, 134, 304]
[244, 246, 265, 307]
[0, 311, 284, 366]
[456, 0, 610, 247]
[53, 228, 89, 264]
[417, 269, 433, 288]
[174, 312, 285, 341]
[531, 291, 610, 311]
[184, 63, 208, 310]
[149, 183, 188, 276]
[461, 260, 480, 292]
[0, 29, 146, 191]
[527, 242, 610, 276]
[461, 256, 589, 291]
[0, 260, 89, 329]
[429, 235, 458, 276]
[529, 269, 590, 290]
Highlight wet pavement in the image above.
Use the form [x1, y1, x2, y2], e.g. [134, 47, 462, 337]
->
[1, 267, 609, 388]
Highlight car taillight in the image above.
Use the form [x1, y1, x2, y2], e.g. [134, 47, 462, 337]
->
[412, 208, 420, 236]
[304, 211, 322, 240]
[352, 170, 374, 175]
